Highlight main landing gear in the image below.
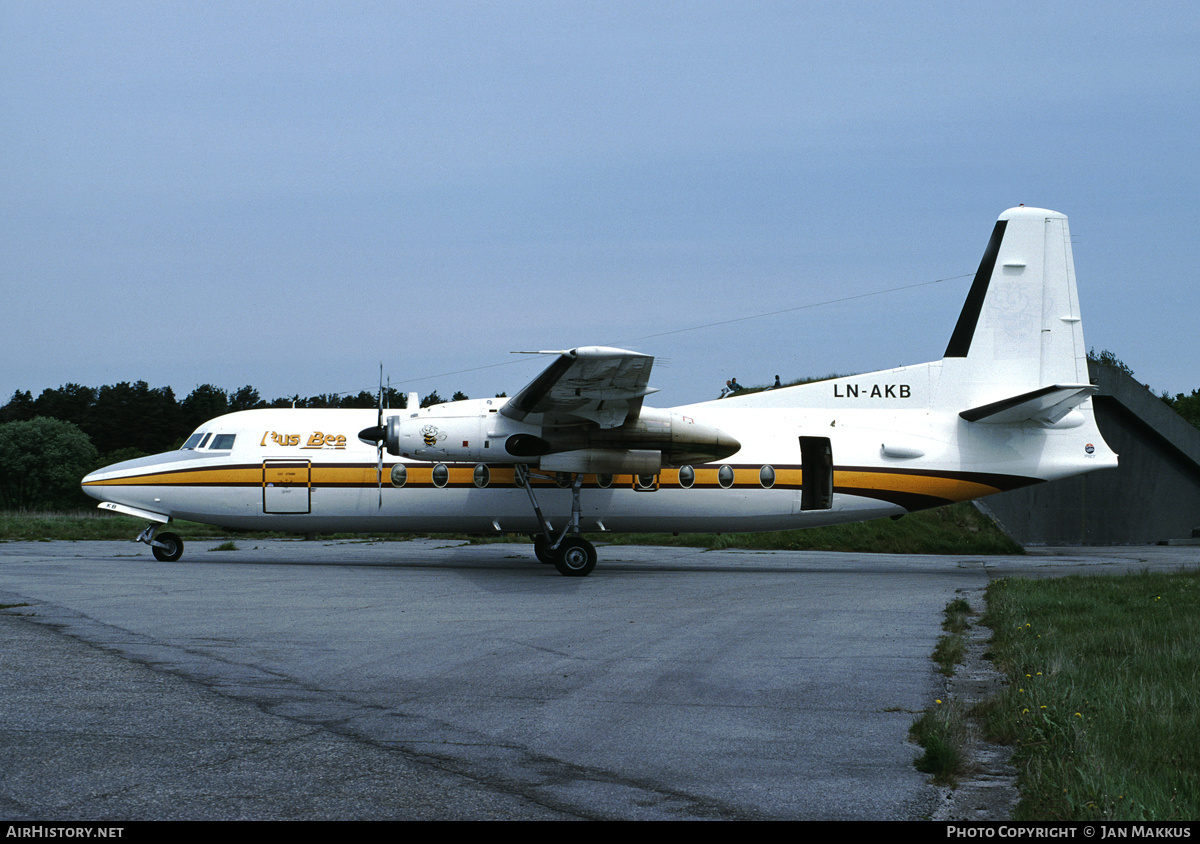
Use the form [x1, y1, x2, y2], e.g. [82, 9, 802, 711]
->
[518, 466, 598, 577]
[137, 523, 184, 562]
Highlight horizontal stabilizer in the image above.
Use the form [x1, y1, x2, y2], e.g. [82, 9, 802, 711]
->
[960, 384, 1096, 425]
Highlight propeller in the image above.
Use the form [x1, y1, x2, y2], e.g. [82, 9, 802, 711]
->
[375, 369, 384, 508]
[356, 375, 420, 510]
[355, 365, 387, 509]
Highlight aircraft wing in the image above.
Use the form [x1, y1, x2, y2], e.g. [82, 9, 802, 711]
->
[501, 346, 658, 428]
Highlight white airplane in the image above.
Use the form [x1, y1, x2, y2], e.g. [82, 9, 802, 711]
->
[83, 207, 1118, 575]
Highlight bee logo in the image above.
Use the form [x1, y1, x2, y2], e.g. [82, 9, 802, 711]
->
[421, 425, 445, 447]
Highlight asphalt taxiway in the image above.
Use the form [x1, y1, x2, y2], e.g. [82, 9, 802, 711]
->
[2, 539, 1196, 820]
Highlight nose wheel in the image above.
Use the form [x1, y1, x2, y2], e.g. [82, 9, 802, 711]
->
[137, 523, 184, 562]
[151, 532, 184, 562]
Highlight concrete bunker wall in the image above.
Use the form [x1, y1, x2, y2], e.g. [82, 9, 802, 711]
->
[976, 361, 1200, 545]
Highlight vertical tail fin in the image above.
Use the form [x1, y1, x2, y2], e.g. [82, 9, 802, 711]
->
[941, 207, 1089, 412]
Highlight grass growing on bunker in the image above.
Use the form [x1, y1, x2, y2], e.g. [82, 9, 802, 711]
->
[979, 570, 1200, 820]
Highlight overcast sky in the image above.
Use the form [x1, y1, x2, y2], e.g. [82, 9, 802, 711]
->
[3, 1, 1197, 412]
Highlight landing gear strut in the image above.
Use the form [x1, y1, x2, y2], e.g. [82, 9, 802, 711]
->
[137, 523, 184, 562]
[518, 466, 597, 577]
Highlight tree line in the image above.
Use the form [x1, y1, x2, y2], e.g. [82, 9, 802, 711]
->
[0, 382, 472, 458]
[0, 359, 1196, 511]
[0, 381, 471, 509]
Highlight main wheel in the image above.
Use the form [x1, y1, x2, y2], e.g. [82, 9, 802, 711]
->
[534, 537, 555, 565]
[553, 536, 596, 577]
[152, 532, 184, 562]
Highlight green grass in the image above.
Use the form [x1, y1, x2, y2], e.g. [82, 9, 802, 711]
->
[932, 633, 967, 677]
[980, 570, 1200, 820]
[0, 511, 221, 541]
[910, 700, 968, 786]
[930, 596, 974, 675]
[943, 597, 973, 634]
[597, 502, 1022, 555]
[910, 598, 977, 784]
[0, 500, 1022, 555]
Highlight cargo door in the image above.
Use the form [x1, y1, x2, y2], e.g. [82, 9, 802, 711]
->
[799, 436, 833, 511]
[263, 459, 311, 514]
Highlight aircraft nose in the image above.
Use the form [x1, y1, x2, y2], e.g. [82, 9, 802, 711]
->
[81, 466, 107, 500]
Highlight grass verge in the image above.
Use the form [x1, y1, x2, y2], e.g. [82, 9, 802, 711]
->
[910, 597, 978, 785]
[932, 597, 972, 676]
[0, 501, 1022, 555]
[911, 699, 969, 786]
[0, 511, 245, 542]
[980, 570, 1200, 820]
[588, 502, 1020, 555]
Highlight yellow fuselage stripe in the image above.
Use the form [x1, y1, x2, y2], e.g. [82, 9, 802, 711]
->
[84, 463, 1004, 503]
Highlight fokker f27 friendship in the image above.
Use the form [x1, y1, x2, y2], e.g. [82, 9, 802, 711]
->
[83, 207, 1118, 575]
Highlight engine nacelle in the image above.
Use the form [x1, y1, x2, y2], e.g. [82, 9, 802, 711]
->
[378, 399, 740, 467]
[540, 449, 662, 474]
[383, 407, 493, 462]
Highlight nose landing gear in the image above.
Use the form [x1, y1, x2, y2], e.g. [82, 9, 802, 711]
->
[137, 523, 185, 562]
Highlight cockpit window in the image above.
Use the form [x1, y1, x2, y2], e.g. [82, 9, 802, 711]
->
[209, 434, 236, 450]
[198, 433, 212, 448]
[182, 433, 205, 450]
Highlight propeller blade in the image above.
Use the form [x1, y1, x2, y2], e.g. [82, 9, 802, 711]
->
[377, 365, 384, 509]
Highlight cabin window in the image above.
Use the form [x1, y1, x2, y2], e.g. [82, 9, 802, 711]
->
[555, 472, 573, 489]
[595, 474, 613, 489]
[718, 465, 735, 489]
[210, 434, 236, 450]
[759, 465, 776, 489]
[473, 464, 490, 488]
[182, 433, 205, 450]
[390, 464, 407, 488]
[432, 463, 449, 488]
[677, 465, 695, 489]
[634, 474, 658, 491]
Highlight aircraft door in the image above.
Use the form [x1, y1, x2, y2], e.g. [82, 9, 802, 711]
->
[799, 436, 833, 511]
[263, 459, 311, 514]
